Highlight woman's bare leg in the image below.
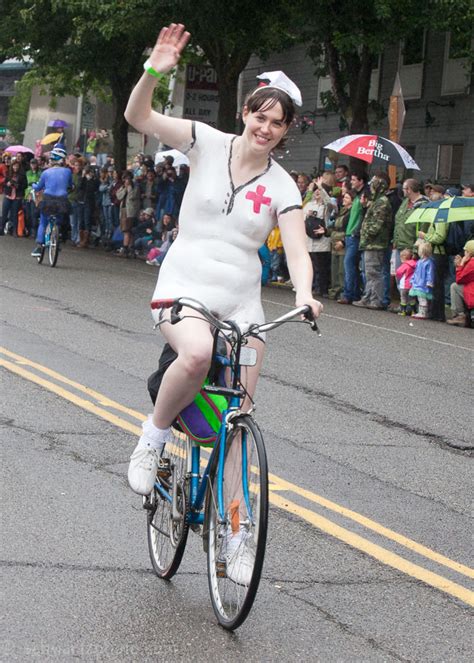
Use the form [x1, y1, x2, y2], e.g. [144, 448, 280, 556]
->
[128, 308, 214, 495]
[152, 308, 214, 428]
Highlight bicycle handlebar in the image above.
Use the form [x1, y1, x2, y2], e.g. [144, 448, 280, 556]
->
[151, 297, 321, 336]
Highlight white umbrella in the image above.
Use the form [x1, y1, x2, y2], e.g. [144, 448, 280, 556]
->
[155, 148, 190, 168]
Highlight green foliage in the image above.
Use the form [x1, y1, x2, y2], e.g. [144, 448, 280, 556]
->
[301, 0, 473, 132]
[6, 75, 33, 143]
[1, 0, 302, 143]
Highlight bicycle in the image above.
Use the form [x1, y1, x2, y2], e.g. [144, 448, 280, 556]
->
[36, 214, 60, 267]
[143, 296, 319, 629]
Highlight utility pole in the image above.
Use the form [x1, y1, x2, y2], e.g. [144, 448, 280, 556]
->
[388, 73, 406, 188]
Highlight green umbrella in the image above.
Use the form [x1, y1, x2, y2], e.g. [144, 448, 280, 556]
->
[405, 196, 474, 224]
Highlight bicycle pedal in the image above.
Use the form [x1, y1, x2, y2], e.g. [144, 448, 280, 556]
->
[157, 458, 171, 478]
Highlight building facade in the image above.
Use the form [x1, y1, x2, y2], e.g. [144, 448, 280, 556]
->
[0, 60, 30, 133]
[240, 31, 473, 185]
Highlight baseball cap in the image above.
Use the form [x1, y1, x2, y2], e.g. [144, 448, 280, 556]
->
[144, 207, 155, 216]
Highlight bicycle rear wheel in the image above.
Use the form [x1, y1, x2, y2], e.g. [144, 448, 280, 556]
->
[207, 414, 268, 630]
[147, 431, 189, 580]
[48, 223, 60, 267]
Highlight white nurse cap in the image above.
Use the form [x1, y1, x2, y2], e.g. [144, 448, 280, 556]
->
[255, 71, 302, 107]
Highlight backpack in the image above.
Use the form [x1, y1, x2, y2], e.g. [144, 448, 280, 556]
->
[445, 220, 474, 256]
[147, 335, 228, 447]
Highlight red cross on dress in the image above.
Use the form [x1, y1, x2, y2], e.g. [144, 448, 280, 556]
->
[245, 185, 272, 214]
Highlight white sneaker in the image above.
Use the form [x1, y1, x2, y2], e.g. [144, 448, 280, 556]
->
[224, 526, 255, 586]
[127, 446, 161, 495]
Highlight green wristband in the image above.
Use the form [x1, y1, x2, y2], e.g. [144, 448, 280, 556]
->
[143, 58, 166, 80]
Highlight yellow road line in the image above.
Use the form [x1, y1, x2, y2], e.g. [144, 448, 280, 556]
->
[268, 473, 474, 580]
[270, 493, 474, 607]
[0, 347, 146, 422]
[1, 351, 473, 605]
[0, 358, 142, 436]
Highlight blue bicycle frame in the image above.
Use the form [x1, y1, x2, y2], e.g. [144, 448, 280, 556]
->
[154, 349, 251, 529]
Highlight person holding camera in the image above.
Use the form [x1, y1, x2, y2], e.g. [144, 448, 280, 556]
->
[304, 175, 337, 297]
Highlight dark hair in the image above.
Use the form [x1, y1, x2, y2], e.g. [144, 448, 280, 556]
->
[162, 213, 175, 229]
[374, 170, 390, 187]
[351, 172, 368, 183]
[343, 189, 357, 201]
[244, 86, 296, 125]
[404, 178, 420, 193]
[336, 164, 349, 173]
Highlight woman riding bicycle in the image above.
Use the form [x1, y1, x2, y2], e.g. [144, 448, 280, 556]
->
[125, 23, 322, 496]
[31, 145, 72, 257]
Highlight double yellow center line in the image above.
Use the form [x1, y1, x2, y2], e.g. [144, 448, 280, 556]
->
[1, 346, 473, 606]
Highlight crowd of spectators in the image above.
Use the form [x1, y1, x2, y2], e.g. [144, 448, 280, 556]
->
[0, 145, 188, 266]
[0, 142, 473, 327]
[261, 166, 474, 327]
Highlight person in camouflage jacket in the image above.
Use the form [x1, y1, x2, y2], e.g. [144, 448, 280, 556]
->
[354, 172, 392, 309]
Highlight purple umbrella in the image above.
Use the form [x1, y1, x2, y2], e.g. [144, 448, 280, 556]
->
[48, 119, 68, 128]
[4, 145, 34, 154]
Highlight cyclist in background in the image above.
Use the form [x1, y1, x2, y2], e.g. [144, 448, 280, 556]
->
[31, 145, 72, 257]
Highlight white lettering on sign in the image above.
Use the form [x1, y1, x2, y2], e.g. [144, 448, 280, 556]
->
[187, 65, 218, 85]
[357, 140, 389, 161]
[184, 64, 219, 127]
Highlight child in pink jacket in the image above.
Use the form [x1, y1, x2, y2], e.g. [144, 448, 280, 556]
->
[395, 248, 418, 316]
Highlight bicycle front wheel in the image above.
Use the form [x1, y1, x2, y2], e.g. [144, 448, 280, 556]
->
[147, 431, 189, 580]
[36, 245, 45, 264]
[207, 414, 268, 630]
[48, 223, 60, 267]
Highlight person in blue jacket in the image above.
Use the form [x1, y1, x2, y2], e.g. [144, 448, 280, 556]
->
[31, 146, 72, 256]
[409, 241, 435, 319]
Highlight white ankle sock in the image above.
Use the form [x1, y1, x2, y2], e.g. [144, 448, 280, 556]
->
[138, 416, 171, 451]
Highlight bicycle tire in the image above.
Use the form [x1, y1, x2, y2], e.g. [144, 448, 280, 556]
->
[147, 431, 189, 580]
[206, 414, 268, 630]
[37, 245, 45, 264]
[48, 223, 60, 267]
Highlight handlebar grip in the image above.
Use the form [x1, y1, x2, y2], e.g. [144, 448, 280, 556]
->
[150, 299, 183, 324]
[150, 299, 175, 310]
[303, 306, 321, 335]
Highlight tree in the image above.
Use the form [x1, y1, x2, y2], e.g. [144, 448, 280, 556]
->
[301, 0, 473, 141]
[169, 1, 298, 132]
[2, 0, 176, 169]
[2, 0, 299, 168]
[6, 75, 33, 143]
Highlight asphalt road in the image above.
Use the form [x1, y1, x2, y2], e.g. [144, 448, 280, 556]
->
[1, 236, 473, 662]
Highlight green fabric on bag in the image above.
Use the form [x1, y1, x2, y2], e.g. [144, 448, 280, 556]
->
[194, 389, 225, 433]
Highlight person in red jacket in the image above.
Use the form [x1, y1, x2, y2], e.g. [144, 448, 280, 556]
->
[447, 239, 474, 326]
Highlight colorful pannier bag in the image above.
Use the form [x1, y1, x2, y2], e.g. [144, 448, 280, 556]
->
[147, 339, 228, 447]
